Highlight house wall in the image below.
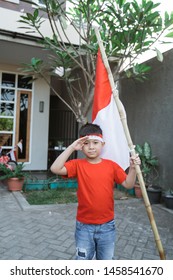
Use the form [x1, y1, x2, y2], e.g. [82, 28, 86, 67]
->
[121, 48, 173, 188]
[29, 77, 50, 170]
[0, 5, 80, 45]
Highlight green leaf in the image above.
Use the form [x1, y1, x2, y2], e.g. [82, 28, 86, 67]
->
[118, 0, 126, 8]
[148, 158, 159, 166]
[31, 57, 42, 66]
[131, 0, 140, 14]
[164, 11, 169, 25]
[143, 142, 151, 160]
[165, 31, 173, 38]
[135, 144, 143, 156]
[33, 8, 39, 19]
[144, 1, 154, 13]
[123, 2, 130, 13]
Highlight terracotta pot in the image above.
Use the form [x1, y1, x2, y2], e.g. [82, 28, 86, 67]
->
[134, 184, 143, 198]
[6, 177, 24, 191]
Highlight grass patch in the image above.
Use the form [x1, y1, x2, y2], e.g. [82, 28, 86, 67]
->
[23, 187, 134, 205]
[24, 188, 78, 205]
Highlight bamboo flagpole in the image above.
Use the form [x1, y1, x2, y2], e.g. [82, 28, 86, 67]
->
[94, 27, 166, 260]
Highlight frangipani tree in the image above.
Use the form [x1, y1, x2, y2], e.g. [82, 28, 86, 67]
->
[19, 0, 173, 123]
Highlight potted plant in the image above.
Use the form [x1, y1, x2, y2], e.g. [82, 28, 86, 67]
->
[49, 177, 78, 189]
[0, 162, 26, 191]
[23, 175, 49, 191]
[162, 189, 173, 210]
[134, 142, 162, 203]
[23, 174, 78, 191]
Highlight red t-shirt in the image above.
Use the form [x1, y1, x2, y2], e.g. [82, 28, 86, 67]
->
[64, 158, 127, 224]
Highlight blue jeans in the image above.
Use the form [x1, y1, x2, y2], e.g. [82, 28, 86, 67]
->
[75, 219, 116, 260]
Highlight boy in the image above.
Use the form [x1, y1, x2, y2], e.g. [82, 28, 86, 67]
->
[50, 123, 140, 260]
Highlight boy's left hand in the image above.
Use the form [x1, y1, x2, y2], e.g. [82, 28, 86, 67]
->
[130, 154, 141, 168]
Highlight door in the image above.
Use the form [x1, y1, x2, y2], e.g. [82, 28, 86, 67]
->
[15, 90, 32, 162]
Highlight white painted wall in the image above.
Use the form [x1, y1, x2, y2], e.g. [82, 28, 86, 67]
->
[0, 7, 80, 45]
[29, 77, 50, 170]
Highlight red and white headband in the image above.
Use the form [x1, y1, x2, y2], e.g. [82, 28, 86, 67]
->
[87, 133, 104, 143]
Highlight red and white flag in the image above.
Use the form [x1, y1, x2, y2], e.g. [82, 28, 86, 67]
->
[6, 140, 23, 162]
[92, 49, 129, 170]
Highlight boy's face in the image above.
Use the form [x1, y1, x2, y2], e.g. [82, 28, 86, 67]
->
[82, 139, 105, 160]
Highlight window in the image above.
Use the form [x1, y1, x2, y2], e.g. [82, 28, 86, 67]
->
[0, 72, 32, 162]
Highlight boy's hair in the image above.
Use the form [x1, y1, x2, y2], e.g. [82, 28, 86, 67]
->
[79, 123, 103, 137]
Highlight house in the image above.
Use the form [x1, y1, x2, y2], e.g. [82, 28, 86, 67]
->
[1, 1, 173, 188]
[0, 0, 78, 171]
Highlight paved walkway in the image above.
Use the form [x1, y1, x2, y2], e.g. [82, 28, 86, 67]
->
[0, 182, 173, 260]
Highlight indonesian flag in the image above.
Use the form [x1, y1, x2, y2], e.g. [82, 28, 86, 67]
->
[6, 140, 23, 162]
[92, 49, 130, 170]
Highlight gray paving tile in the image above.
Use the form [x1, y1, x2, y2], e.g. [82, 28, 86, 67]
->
[0, 182, 173, 260]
